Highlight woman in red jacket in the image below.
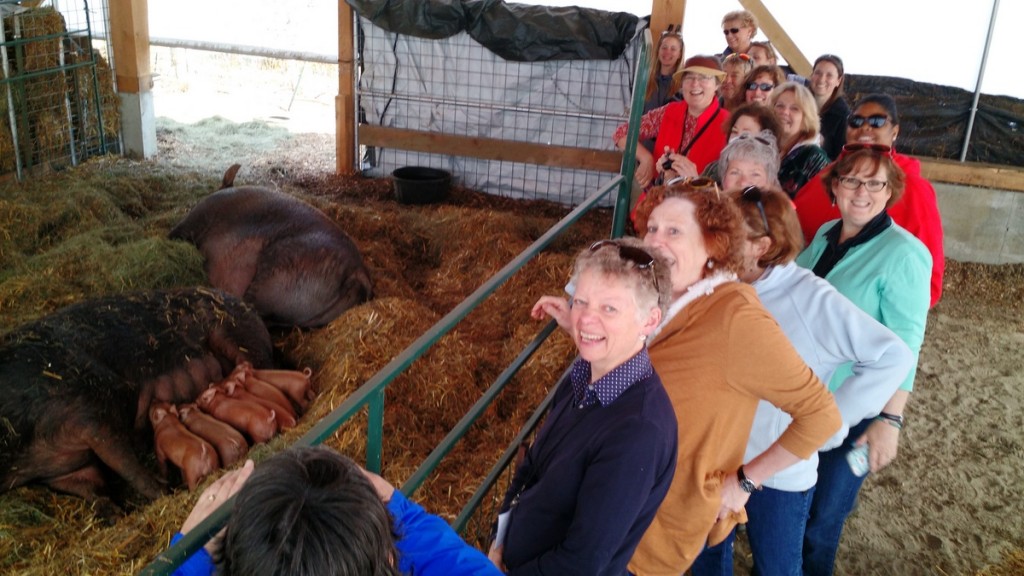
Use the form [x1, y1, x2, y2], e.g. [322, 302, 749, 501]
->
[791, 94, 944, 307]
[613, 55, 731, 223]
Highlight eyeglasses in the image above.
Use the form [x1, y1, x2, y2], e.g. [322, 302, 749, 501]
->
[837, 176, 888, 193]
[682, 73, 715, 83]
[589, 240, 661, 297]
[741, 186, 771, 236]
[723, 28, 742, 35]
[746, 82, 775, 92]
[847, 114, 889, 129]
[840, 143, 894, 157]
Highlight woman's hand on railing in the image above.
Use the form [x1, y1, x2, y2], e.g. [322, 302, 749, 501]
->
[531, 296, 571, 332]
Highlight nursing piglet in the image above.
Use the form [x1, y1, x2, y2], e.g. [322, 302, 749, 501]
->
[150, 402, 219, 490]
[178, 403, 249, 468]
[197, 385, 278, 444]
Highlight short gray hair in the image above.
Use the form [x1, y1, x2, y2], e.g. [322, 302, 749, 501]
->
[717, 130, 781, 188]
[570, 237, 670, 315]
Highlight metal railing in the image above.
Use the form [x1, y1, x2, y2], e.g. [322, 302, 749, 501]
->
[140, 28, 651, 576]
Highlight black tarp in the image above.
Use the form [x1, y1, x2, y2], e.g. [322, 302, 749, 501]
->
[845, 75, 1023, 167]
[344, 0, 639, 61]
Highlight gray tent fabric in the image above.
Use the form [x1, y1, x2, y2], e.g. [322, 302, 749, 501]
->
[345, 0, 640, 61]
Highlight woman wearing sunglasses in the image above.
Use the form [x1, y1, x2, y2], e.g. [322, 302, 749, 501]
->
[771, 82, 831, 198]
[791, 93, 945, 307]
[732, 64, 786, 110]
[719, 10, 758, 57]
[491, 238, 678, 575]
[795, 148, 931, 576]
[533, 179, 841, 575]
[686, 186, 913, 576]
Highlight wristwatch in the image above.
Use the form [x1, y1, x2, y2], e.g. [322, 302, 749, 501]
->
[737, 465, 760, 494]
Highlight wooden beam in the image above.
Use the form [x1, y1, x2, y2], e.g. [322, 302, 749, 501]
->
[336, 1, 356, 175]
[359, 125, 623, 173]
[738, 0, 811, 77]
[918, 157, 1024, 193]
[108, 0, 152, 93]
[650, 0, 685, 51]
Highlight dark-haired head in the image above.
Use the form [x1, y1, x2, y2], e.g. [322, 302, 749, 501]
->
[219, 447, 401, 576]
[852, 94, 899, 126]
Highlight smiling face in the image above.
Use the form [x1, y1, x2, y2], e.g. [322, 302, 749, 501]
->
[729, 114, 764, 140]
[723, 158, 770, 190]
[745, 73, 775, 105]
[833, 160, 892, 237]
[570, 268, 659, 380]
[773, 90, 804, 140]
[723, 19, 754, 53]
[657, 36, 684, 73]
[810, 60, 841, 99]
[681, 72, 718, 114]
[642, 197, 710, 298]
[846, 101, 899, 146]
[721, 62, 747, 101]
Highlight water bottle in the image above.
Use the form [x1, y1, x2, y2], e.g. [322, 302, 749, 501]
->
[846, 443, 870, 477]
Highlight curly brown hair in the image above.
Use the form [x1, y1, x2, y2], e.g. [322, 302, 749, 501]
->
[633, 178, 746, 276]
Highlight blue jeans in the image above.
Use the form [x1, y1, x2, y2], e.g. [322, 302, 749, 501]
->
[690, 530, 736, 576]
[802, 418, 871, 576]
[746, 485, 816, 576]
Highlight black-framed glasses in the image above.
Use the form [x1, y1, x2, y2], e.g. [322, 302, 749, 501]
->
[723, 27, 742, 35]
[837, 176, 888, 193]
[589, 240, 660, 297]
[847, 114, 889, 129]
[746, 82, 775, 92]
[741, 186, 771, 236]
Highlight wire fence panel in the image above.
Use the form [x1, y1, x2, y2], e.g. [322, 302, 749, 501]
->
[356, 17, 638, 206]
[0, 0, 117, 180]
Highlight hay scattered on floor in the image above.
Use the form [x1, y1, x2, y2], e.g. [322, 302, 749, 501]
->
[0, 156, 609, 574]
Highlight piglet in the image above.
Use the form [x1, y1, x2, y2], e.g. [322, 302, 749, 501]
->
[197, 384, 278, 444]
[219, 378, 297, 430]
[251, 367, 316, 412]
[150, 401, 219, 490]
[178, 403, 249, 468]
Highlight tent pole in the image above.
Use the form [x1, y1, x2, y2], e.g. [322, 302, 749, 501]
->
[960, 0, 1000, 162]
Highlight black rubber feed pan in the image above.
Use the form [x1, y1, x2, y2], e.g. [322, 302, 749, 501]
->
[392, 166, 452, 205]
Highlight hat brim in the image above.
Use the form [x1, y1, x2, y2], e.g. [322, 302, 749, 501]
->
[674, 66, 726, 79]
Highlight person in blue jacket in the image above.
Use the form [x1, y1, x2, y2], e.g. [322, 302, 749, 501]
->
[170, 446, 501, 576]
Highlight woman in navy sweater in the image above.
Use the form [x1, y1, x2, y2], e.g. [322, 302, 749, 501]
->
[490, 237, 678, 576]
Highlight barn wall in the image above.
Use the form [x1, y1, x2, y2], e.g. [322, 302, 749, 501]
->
[355, 17, 641, 205]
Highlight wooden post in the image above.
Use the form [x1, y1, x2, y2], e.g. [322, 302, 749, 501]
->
[650, 0, 685, 52]
[739, 0, 812, 77]
[108, 0, 156, 157]
[336, 1, 355, 175]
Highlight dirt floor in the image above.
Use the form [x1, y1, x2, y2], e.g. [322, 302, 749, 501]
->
[0, 51, 1021, 576]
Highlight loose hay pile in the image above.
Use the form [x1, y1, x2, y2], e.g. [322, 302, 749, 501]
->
[0, 157, 605, 574]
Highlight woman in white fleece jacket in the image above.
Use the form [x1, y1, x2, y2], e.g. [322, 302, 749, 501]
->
[688, 185, 915, 576]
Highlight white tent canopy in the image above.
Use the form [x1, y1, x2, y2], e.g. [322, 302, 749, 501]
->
[537, 0, 1019, 101]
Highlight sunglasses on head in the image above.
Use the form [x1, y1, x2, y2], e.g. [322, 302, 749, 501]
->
[733, 132, 774, 148]
[840, 143, 894, 157]
[847, 114, 889, 129]
[724, 53, 753, 63]
[747, 82, 774, 92]
[740, 186, 771, 237]
[589, 240, 660, 297]
[723, 27, 742, 35]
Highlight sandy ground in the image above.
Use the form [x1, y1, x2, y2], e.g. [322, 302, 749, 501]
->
[144, 50, 1024, 576]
